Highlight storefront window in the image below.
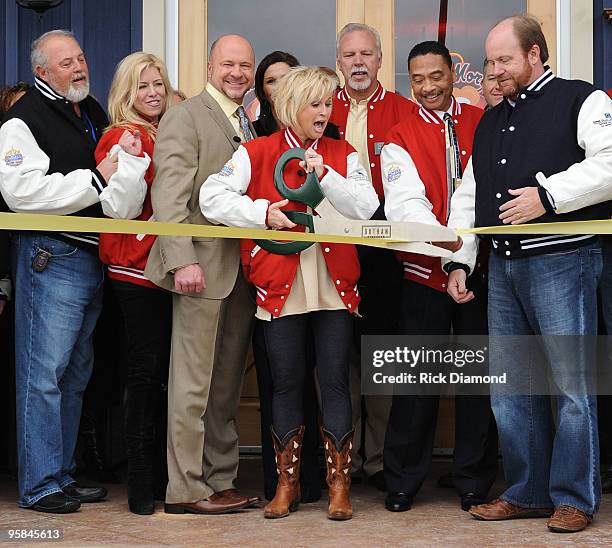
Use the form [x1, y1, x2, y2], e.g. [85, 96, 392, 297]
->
[207, 0, 337, 118]
[395, 0, 526, 107]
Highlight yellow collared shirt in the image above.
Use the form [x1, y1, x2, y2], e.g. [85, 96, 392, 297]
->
[205, 82, 246, 140]
[344, 87, 378, 181]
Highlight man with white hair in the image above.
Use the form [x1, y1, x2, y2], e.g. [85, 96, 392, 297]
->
[0, 30, 145, 513]
[330, 23, 416, 490]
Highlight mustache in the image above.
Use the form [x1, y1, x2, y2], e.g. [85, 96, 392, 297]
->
[72, 72, 87, 82]
[350, 67, 368, 75]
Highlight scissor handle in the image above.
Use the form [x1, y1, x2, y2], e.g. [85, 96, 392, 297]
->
[274, 148, 325, 209]
[255, 148, 322, 255]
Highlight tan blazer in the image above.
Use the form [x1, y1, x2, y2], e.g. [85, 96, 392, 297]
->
[145, 89, 252, 299]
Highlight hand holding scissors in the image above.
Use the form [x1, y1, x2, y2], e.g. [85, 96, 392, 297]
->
[299, 147, 324, 178]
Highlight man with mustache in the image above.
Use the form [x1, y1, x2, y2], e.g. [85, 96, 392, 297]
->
[380, 40, 498, 513]
[447, 15, 612, 533]
[330, 22, 416, 492]
[145, 34, 258, 515]
[0, 30, 146, 513]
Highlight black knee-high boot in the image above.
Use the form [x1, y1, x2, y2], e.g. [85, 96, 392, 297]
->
[124, 383, 158, 515]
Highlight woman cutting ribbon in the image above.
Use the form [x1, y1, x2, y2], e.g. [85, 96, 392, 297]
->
[200, 66, 378, 521]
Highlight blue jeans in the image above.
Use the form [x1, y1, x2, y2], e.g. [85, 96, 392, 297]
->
[488, 243, 602, 515]
[599, 237, 612, 333]
[12, 234, 104, 506]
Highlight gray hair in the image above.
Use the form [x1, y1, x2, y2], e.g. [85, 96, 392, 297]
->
[336, 23, 382, 58]
[30, 29, 77, 74]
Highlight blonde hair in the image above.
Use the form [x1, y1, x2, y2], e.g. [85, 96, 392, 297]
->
[106, 52, 171, 139]
[273, 66, 338, 130]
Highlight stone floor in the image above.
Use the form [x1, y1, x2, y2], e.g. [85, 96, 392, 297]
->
[1, 459, 611, 547]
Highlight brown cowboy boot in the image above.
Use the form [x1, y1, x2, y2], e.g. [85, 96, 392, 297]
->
[263, 426, 304, 519]
[321, 427, 354, 520]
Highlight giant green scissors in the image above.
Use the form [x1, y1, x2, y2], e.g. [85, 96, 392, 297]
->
[254, 148, 456, 257]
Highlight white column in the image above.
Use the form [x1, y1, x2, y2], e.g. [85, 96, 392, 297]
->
[164, 0, 180, 89]
[556, 0, 571, 78]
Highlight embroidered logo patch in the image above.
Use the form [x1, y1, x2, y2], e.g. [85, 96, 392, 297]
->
[352, 169, 369, 183]
[4, 148, 23, 167]
[593, 113, 612, 128]
[387, 164, 402, 183]
[219, 160, 236, 177]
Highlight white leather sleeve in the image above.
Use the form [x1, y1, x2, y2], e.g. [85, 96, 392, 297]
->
[0, 118, 101, 214]
[443, 158, 478, 273]
[539, 90, 612, 213]
[199, 145, 269, 228]
[381, 142, 441, 225]
[99, 144, 149, 219]
[319, 151, 379, 220]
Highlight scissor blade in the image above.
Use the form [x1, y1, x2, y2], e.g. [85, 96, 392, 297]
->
[312, 216, 457, 243]
[381, 241, 452, 258]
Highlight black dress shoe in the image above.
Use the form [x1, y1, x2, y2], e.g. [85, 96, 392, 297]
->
[385, 492, 412, 512]
[461, 492, 486, 512]
[368, 470, 387, 492]
[63, 483, 108, 503]
[28, 492, 81, 513]
[128, 482, 155, 515]
[129, 498, 155, 515]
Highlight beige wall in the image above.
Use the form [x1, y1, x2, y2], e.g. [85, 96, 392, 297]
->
[178, 0, 207, 98]
[142, 0, 166, 62]
[528, 0, 557, 73]
[570, 0, 593, 82]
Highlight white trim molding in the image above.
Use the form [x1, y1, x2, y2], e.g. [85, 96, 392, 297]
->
[556, 0, 594, 82]
[164, 0, 179, 89]
[556, 0, 571, 78]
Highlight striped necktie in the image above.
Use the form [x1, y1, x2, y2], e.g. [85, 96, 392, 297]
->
[443, 112, 462, 220]
[236, 105, 254, 142]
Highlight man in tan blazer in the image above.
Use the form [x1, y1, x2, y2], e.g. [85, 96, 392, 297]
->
[145, 34, 257, 515]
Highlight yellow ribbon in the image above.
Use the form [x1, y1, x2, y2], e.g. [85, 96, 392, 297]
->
[1, 212, 611, 247]
[459, 219, 612, 235]
[0, 212, 409, 249]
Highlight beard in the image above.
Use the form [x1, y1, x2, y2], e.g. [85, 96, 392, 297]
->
[499, 60, 533, 100]
[47, 72, 90, 103]
[64, 81, 90, 103]
[348, 74, 372, 91]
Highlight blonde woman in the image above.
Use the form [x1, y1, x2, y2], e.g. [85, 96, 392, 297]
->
[200, 67, 379, 521]
[95, 52, 172, 515]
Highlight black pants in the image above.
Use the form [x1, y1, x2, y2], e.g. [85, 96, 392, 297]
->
[262, 310, 353, 440]
[253, 320, 321, 501]
[111, 279, 171, 492]
[384, 276, 498, 498]
[351, 246, 402, 474]
[354, 245, 403, 338]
